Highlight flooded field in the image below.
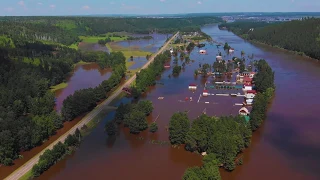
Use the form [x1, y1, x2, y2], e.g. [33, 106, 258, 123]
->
[78, 42, 110, 52]
[115, 33, 170, 52]
[127, 57, 148, 70]
[55, 63, 112, 111]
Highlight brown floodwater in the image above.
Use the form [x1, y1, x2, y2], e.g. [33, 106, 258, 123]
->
[3, 25, 320, 180]
[0, 63, 112, 179]
[55, 63, 112, 111]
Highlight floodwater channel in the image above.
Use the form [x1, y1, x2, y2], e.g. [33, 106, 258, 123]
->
[40, 24, 320, 180]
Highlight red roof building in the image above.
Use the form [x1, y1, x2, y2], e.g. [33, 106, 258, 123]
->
[246, 90, 257, 94]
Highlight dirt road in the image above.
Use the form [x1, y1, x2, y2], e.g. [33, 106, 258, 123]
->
[4, 32, 179, 180]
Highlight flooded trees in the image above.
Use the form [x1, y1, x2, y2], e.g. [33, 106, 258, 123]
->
[149, 122, 158, 133]
[105, 121, 118, 136]
[126, 111, 148, 134]
[168, 112, 190, 144]
[183, 153, 221, 180]
[172, 65, 182, 76]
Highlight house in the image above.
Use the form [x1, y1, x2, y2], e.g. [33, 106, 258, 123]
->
[245, 98, 254, 105]
[188, 84, 197, 90]
[243, 84, 252, 91]
[243, 77, 253, 85]
[239, 107, 250, 116]
[164, 63, 171, 68]
[203, 90, 209, 96]
[229, 48, 234, 53]
[245, 90, 257, 99]
[249, 72, 256, 78]
[216, 56, 223, 62]
[199, 50, 206, 54]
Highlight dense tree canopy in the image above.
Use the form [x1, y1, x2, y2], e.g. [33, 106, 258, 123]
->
[169, 112, 190, 144]
[220, 18, 320, 60]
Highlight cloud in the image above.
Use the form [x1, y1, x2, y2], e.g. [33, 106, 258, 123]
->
[5, 7, 14, 12]
[82, 5, 90, 10]
[37, 2, 42, 5]
[18, 1, 25, 6]
[50, 4, 56, 8]
[160, 0, 166, 2]
[197, 1, 202, 4]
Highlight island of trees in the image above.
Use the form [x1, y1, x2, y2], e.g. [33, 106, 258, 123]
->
[169, 59, 275, 179]
[219, 18, 320, 60]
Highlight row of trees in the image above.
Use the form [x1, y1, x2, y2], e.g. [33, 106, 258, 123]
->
[32, 129, 81, 177]
[168, 59, 275, 178]
[61, 61, 126, 121]
[106, 100, 155, 134]
[131, 50, 172, 98]
[250, 59, 275, 130]
[219, 18, 320, 60]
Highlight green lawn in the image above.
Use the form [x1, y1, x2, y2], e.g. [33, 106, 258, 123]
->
[79, 34, 128, 43]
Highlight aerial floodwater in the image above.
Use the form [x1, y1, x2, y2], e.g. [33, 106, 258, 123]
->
[37, 25, 320, 180]
[54, 63, 112, 111]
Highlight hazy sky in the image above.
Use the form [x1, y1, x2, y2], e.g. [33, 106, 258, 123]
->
[1, 0, 320, 16]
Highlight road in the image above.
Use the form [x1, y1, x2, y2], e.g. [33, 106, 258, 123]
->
[4, 31, 179, 180]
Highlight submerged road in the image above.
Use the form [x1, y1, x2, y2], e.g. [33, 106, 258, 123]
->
[5, 32, 179, 180]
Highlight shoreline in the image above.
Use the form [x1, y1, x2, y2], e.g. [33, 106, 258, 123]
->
[220, 28, 320, 62]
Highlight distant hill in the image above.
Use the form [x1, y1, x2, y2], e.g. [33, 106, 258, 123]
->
[220, 18, 320, 60]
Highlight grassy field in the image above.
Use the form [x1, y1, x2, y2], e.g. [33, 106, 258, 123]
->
[108, 42, 151, 59]
[79, 34, 128, 43]
[50, 82, 68, 92]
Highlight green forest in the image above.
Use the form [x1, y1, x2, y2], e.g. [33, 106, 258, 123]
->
[219, 18, 320, 60]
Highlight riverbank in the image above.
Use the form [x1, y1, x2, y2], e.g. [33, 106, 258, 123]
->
[4, 32, 180, 180]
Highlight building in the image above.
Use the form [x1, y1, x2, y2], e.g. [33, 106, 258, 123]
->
[243, 77, 253, 85]
[239, 107, 250, 116]
[249, 72, 256, 78]
[199, 50, 206, 54]
[229, 48, 235, 53]
[245, 90, 256, 98]
[243, 84, 252, 91]
[245, 98, 254, 105]
[216, 56, 223, 62]
[189, 84, 197, 90]
[164, 63, 171, 68]
[203, 90, 209, 96]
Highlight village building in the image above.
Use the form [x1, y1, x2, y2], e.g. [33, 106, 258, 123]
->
[203, 90, 209, 96]
[239, 107, 250, 116]
[164, 63, 171, 68]
[199, 49, 206, 54]
[188, 84, 197, 90]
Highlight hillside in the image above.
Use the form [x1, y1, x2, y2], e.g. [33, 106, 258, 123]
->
[219, 18, 320, 60]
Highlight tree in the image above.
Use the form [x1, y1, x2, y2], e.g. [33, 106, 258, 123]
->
[172, 65, 182, 75]
[137, 100, 153, 116]
[105, 121, 118, 136]
[126, 111, 148, 134]
[169, 112, 190, 144]
[223, 42, 230, 50]
[149, 122, 158, 133]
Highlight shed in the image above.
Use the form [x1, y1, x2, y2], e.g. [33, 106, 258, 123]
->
[239, 107, 250, 116]
[203, 90, 209, 96]
[188, 84, 197, 90]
